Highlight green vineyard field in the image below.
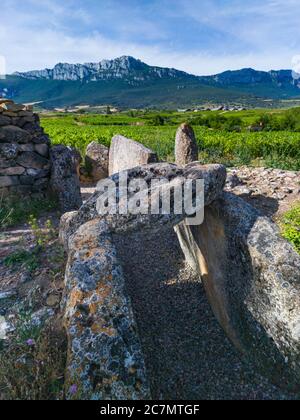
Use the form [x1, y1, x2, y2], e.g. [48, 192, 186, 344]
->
[41, 110, 300, 171]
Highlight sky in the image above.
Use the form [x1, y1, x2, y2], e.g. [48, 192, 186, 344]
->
[1, 0, 300, 75]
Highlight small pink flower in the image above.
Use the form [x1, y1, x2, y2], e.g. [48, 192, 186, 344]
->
[26, 339, 35, 346]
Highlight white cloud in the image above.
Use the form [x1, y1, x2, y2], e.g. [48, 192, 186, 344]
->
[178, 0, 300, 51]
[0, 0, 299, 75]
[1, 24, 296, 76]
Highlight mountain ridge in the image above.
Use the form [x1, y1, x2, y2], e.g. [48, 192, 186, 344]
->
[13, 56, 298, 87]
[1, 56, 300, 109]
[13, 56, 191, 82]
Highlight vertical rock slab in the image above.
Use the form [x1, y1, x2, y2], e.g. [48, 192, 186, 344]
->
[175, 123, 198, 167]
[109, 135, 158, 176]
[0, 125, 31, 144]
[50, 145, 82, 213]
[85, 142, 109, 182]
[176, 192, 300, 389]
[64, 219, 151, 400]
[69, 147, 82, 179]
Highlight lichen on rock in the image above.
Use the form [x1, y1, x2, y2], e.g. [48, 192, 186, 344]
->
[63, 219, 151, 400]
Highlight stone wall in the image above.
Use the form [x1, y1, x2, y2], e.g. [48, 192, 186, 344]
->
[0, 99, 51, 198]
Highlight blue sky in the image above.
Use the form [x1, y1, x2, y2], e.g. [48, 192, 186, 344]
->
[1, 0, 300, 75]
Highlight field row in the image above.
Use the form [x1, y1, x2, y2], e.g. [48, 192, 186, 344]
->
[41, 114, 300, 171]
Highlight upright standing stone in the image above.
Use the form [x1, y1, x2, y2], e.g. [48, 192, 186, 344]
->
[68, 147, 82, 178]
[85, 141, 109, 182]
[109, 135, 158, 176]
[175, 123, 198, 167]
[50, 145, 82, 213]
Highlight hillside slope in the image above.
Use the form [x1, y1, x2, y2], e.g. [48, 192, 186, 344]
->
[1, 56, 300, 109]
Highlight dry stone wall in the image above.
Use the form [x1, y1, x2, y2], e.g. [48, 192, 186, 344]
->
[0, 99, 51, 198]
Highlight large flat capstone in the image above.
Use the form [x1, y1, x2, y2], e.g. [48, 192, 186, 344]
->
[60, 162, 227, 250]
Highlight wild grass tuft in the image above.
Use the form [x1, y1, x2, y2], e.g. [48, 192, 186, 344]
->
[0, 321, 67, 400]
[280, 203, 300, 253]
[0, 196, 58, 230]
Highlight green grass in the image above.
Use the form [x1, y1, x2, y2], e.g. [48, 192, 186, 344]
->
[3, 249, 39, 272]
[41, 110, 300, 171]
[0, 196, 58, 230]
[3, 217, 59, 272]
[281, 203, 300, 254]
[0, 74, 257, 110]
[0, 320, 67, 400]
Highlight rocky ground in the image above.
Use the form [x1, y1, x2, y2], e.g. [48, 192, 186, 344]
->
[0, 167, 299, 400]
[0, 215, 64, 303]
[225, 166, 299, 219]
[0, 211, 67, 400]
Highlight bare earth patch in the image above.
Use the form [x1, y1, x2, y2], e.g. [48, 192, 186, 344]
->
[0, 211, 67, 400]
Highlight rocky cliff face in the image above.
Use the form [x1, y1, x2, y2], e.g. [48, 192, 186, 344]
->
[7, 56, 300, 108]
[14, 57, 300, 91]
[14, 56, 188, 82]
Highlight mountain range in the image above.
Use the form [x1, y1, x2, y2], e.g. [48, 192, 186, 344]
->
[1, 56, 300, 109]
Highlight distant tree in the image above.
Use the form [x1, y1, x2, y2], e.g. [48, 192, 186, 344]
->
[189, 114, 226, 129]
[189, 116, 206, 126]
[254, 114, 272, 129]
[151, 115, 165, 126]
[281, 108, 300, 131]
[128, 110, 136, 118]
[206, 114, 226, 129]
[223, 117, 243, 132]
[255, 113, 283, 131]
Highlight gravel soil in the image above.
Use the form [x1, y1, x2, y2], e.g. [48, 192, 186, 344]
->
[226, 167, 299, 219]
[114, 227, 299, 400]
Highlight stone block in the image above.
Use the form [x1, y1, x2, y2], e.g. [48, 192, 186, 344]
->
[109, 135, 158, 175]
